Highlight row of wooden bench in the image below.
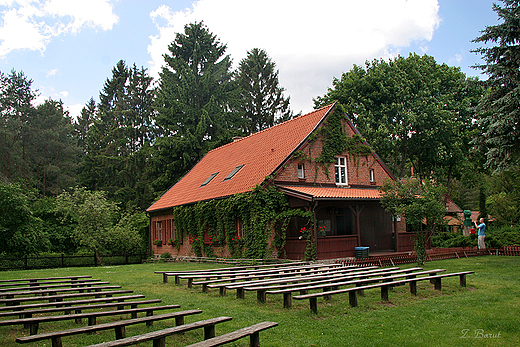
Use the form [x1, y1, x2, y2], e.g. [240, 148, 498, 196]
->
[0, 275, 278, 346]
[158, 263, 474, 314]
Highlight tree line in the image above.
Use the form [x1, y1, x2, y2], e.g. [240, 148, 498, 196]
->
[2, 1, 520, 256]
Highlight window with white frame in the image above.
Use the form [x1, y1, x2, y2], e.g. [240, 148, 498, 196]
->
[298, 164, 305, 179]
[334, 157, 347, 185]
[369, 169, 375, 182]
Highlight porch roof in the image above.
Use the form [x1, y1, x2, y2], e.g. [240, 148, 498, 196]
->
[277, 185, 381, 201]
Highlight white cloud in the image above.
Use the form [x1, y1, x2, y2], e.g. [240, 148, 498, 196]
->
[147, 0, 440, 113]
[46, 68, 58, 77]
[65, 102, 83, 120]
[0, 0, 118, 57]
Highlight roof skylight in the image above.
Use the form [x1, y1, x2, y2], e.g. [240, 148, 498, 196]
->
[224, 165, 244, 181]
[200, 172, 219, 187]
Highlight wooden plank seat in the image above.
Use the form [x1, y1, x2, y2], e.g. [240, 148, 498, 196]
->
[247, 267, 420, 304]
[0, 289, 134, 307]
[0, 276, 92, 285]
[196, 265, 366, 294]
[185, 321, 279, 347]
[175, 264, 339, 286]
[0, 295, 146, 312]
[82, 317, 233, 347]
[0, 299, 163, 319]
[219, 266, 393, 299]
[157, 261, 308, 284]
[197, 264, 350, 293]
[0, 279, 103, 292]
[294, 271, 474, 314]
[0, 283, 117, 299]
[16, 309, 203, 347]
[1, 304, 183, 335]
[266, 268, 437, 308]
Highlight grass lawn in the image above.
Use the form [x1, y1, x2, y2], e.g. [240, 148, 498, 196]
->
[0, 256, 518, 346]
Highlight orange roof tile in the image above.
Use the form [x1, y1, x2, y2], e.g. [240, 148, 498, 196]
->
[277, 186, 382, 200]
[147, 104, 335, 212]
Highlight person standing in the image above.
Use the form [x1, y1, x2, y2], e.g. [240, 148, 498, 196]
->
[475, 218, 486, 250]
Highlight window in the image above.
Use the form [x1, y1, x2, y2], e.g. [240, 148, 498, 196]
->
[369, 169, 375, 182]
[201, 172, 219, 187]
[334, 157, 347, 185]
[156, 221, 163, 241]
[224, 165, 244, 181]
[298, 164, 305, 179]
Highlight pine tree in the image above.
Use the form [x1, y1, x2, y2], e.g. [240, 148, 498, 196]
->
[237, 48, 292, 134]
[153, 22, 240, 191]
[472, 0, 520, 170]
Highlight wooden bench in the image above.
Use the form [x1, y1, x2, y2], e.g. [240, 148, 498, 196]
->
[0, 294, 146, 312]
[82, 317, 233, 347]
[0, 289, 134, 307]
[156, 262, 308, 283]
[294, 271, 474, 314]
[224, 266, 394, 300]
[197, 265, 365, 294]
[1, 304, 182, 335]
[0, 299, 162, 319]
[256, 267, 425, 306]
[0, 282, 117, 298]
[16, 309, 204, 347]
[175, 264, 337, 287]
[0, 279, 102, 292]
[185, 321, 278, 347]
[0, 276, 92, 285]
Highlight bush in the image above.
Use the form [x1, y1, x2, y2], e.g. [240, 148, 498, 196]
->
[432, 225, 520, 248]
[431, 232, 477, 248]
[160, 252, 172, 259]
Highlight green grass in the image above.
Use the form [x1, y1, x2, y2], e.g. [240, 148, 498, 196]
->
[1, 257, 519, 346]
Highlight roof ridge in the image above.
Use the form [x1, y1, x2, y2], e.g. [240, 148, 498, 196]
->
[207, 104, 335, 153]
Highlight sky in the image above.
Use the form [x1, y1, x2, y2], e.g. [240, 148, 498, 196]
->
[0, 0, 500, 119]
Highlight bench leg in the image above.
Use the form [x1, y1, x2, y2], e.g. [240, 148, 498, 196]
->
[204, 324, 216, 339]
[381, 285, 389, 302]
[220, 286, 226, 296]
[323, 287, 331, 301]
[237, 288, 245, 299]
[309, 297, 318, 314]
[163, 273, 168, 283]
[88, 317, 97, 326]
[188, 278, 193, 288]
[356, 284, 364, 297]
[175, 316, 184, 326]
[29, 323, 39, 335]
[146, 310, 154, 326]
[349, 291, 358, 307]
[115, 326, 126, 339]
[257, 290, 266, 303]
[175, 275, 181, 285]
[202, 283, 208, 293]
[152, 337, 166, 347]
[460, 274, 467, 287]
[51, 337, 63, 347]
[434, 278, 442, 291]
[299, 289, 308, 295]
[409, 281, 417, 296]
[250, 331, 261, 347]
[283, 292, 292, 309]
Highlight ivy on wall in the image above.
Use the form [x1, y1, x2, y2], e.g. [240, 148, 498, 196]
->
[172, 185, 312, 259]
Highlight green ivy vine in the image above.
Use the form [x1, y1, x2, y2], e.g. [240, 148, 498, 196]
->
[172, 185, 312, 259]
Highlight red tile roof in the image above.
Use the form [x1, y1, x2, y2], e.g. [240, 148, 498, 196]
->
[278, 186, 382, 201]
[147, 104, 335, 212]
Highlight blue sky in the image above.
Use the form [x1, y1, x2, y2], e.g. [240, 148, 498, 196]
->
[0, 0, 499, 119]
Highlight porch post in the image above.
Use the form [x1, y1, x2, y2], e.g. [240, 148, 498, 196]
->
[349, 205, 363, 247]
[313, 201, 318, 259]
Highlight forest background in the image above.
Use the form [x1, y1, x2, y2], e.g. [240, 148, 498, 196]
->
[2, 1, 520, 258]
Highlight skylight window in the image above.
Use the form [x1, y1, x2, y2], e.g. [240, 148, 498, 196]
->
[200, 172, 219, 187]
[224, 165, 244, 181]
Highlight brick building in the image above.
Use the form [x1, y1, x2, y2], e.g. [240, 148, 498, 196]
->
[147, 102, 412, 259]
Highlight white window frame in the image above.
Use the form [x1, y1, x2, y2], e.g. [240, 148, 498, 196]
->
[369, 169, 375, 182]
[298, 163, 305, 179]
[335, 157, 348, 185]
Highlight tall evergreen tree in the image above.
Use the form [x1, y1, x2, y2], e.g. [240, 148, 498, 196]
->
[153, 22, 241, 192]
[472, 0, 520, 171]
[79, 60, 156, 209]
[0, 70, 37, 182]
[237, 48, 292, 134]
